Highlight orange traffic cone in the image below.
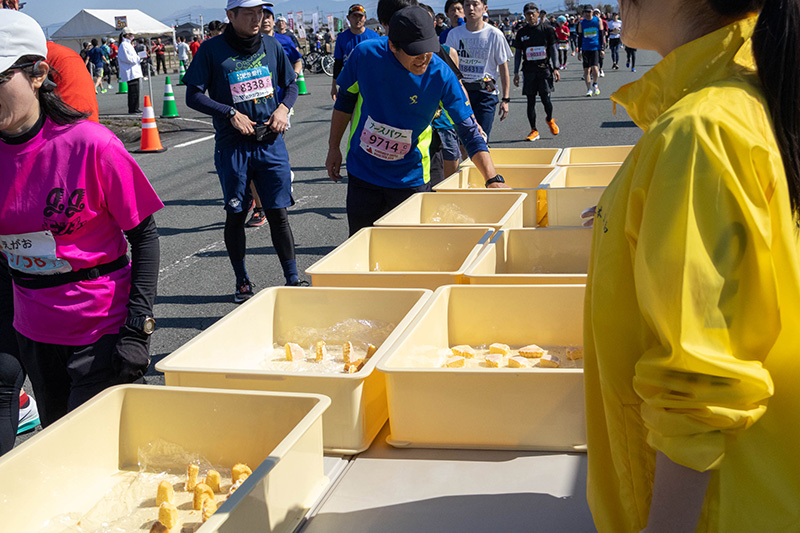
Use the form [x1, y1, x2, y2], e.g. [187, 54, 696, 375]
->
[134, 95, 167, 153]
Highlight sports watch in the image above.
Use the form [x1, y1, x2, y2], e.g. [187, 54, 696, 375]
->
[126, 316, 156, 335]
[227, 107, 237, 119]
[485, 174, 506, 187]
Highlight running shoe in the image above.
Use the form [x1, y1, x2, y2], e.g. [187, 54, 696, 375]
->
[246, 209, 266, 227]
[632, 68, 637, 72]
[526, 129, 540, 142]
[585, 89, 593, 97]
[100, 88, 107, 94]
[234, 279, 255, 303]
[593, 84, 601, 96]
[17, 397, 40, 435]
[287, 280, 310, 287]
[546, 119, 559, 136]
[626, 61, 630, 68]
[599, 69, 605, 77]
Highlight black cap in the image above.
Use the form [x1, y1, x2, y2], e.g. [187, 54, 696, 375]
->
[388, 5, 440, 56]
[523, 2, 539, 13]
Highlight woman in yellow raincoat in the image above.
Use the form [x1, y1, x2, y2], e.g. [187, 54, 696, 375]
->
[584, 0, 800, 531]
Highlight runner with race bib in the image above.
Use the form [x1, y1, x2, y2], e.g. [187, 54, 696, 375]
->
[513, 3, 560, 142]
[326, 5, 509, 235]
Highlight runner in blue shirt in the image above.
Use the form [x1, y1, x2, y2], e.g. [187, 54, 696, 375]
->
[326, 5, 508, 235]
[438, 0, 465, 44]
[331, 4, 381, 100]
[576, 4, 604, 96]
[184, 0, 304, 301]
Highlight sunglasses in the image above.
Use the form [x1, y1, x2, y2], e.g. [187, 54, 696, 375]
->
[0, 62, 36, 85]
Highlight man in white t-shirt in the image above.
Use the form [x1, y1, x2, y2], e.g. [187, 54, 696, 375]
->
[445, 0, 511, 141]
[176, 36, 190, 66]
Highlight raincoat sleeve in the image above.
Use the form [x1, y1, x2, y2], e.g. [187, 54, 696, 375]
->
[628, 113, 778, 472]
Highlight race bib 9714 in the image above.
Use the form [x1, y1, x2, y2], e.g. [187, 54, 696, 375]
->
[1, 231, 72, 275]
[359, 116, 413, 162]
[228, 66, 274, 103]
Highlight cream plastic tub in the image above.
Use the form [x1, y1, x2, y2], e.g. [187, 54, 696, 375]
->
[157, 287, 431, 454]
[537, 164, 621, 227]
[464, 228, 592, 285]
[556, 145, 633, 166]
[461, 147, 561, 167]
[306, 227, 494, 290]
[0, 385, 330, 533]
[377, 284, 586, 451]
[433, 165, 555, 191]
[373, 192, 526, 231]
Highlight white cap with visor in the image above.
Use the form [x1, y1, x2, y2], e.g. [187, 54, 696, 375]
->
[0, 10, 47, 74]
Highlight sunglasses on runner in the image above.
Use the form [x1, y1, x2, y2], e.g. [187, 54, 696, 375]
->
[0, 62, 36, 85]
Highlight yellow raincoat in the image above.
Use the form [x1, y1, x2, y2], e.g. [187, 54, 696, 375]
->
[585, 16, 800, 532]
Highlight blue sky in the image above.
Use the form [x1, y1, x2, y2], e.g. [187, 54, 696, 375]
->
[23, 0, 565, 31]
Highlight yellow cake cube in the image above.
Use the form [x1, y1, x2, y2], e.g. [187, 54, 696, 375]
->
[485, 354, 503, 367]
[566, 346, 584, 360]
[159, 502, 179, 529]
[202, 496, 218, 522]
[232, 463, 252, 484]
[344, 359, 366, 373]
[285, 342, 305, 361]
[489, 343, 511, 355]
[316, 340, 327, 362]
[156, 480, 174, 506]
[450, 345, 476, 358]
[185, 463, 199, 491]
[343, 341, 356, 363]
[444, 355, 465, 368]
[508, 356, 528, 368]
[193, 483, 215, 510]
[539, 353, 561, 368]
[518, 344, 546, 358]
[204, 469, 221, 493]
[366, 344, 378, 359]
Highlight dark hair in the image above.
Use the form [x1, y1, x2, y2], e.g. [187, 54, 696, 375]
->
[208, 20, 223, 32]
[91, 38, 98, 46]
[420, 3, 435, 16]
[15, 56, 89, 125]
[377, 0, 418, 25]
[444, 0, 462, 15]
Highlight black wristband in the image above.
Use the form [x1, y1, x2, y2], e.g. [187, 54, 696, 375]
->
[485, 174, 505, 187]
[501, 97, 511, 103]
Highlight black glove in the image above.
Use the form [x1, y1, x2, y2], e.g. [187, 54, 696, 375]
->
[112, 326, 151, 384]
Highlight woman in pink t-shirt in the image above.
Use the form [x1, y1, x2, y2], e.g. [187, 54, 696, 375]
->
[0, 11, 164, 441]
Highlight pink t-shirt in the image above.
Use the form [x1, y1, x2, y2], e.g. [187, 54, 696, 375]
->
[0, 119, 163, 345]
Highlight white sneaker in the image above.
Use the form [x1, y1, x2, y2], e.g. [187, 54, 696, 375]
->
[599, 70, 605, 77]
[18, 396, 40, 434]
[585, 89, 593, 97]
[593, 85, 601, 96]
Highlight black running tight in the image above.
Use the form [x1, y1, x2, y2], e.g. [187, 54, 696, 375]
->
[526, 92, 553, 131]
[224, 207, 295, 263]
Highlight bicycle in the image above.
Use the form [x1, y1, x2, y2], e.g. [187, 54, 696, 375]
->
[303, 50, 334, 77]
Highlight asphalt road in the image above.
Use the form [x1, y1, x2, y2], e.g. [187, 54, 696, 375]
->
[16, 49, 658, 445]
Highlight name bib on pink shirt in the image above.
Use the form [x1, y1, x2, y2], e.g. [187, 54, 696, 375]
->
[1, 231, 72, 275]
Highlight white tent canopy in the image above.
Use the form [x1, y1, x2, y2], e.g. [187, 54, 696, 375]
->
[51, 9, 172, 51]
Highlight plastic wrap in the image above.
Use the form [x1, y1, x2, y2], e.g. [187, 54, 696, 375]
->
[391, 344, 585, 369]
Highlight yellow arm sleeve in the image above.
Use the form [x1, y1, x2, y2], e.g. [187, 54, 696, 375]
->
[628, 113, 777, 472]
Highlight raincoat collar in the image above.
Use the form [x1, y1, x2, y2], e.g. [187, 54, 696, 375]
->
[611, 16, 758, 131]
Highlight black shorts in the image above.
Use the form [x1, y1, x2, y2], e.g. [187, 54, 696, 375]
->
[582, 50, 600, 68]
[522, 71, 552, 96]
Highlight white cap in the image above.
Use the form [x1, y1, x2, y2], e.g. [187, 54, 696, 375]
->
[0, 10, 48, 73]
[226, 0, 269, 9]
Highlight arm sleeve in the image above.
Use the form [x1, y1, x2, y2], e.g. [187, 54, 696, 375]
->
[186, 84, 230, 117]
[123, 215, 159, 319]
[513, 40, 522, 74]
[629, 115, 777, 472]
[454, 115, 488, 158]
[333, 86, 357, 113]
[333, 58, 344, 78]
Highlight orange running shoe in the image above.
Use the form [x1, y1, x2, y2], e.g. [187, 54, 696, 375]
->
[547, 119, 560, 135]
[526, 129, 540, 141]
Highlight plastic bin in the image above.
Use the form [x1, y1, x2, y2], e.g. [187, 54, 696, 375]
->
[374, 192, 526, 231]
[434, 165, 555, 191]
[464, 228, 592, 285]
[0, 385, 330, 533]
[157, 287, 431, 454]
[461, 147, 561, 167]
[537, 165, 621, 227]
[556, 145, 634, 166]
[306, 227, 494, 290]
[377, 284, 586, 451]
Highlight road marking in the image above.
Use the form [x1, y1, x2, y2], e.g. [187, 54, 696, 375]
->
[176, 117, 214, 126]
[173, 134, 215, 148]
[159, 240, 224, 281]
